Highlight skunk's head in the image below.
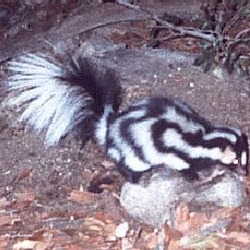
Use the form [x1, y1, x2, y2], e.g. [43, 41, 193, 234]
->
[234, 133, 248, 173]
[213, 128, 249, 174]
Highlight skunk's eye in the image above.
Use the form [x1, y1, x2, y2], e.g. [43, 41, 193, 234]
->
[233, 159, 239, 165]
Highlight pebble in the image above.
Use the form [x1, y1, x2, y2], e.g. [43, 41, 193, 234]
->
[115, 222, 129, 238]
[189, 82, 194, 88]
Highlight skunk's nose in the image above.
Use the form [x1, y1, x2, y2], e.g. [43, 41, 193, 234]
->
[238, 134, 249, 174]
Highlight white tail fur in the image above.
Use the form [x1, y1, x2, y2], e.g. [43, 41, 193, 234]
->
[7, 54, 93, 145]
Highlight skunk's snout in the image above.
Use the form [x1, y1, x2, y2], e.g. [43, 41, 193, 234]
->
[237, 134, 249, 174]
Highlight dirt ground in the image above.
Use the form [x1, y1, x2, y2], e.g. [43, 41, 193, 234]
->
[0, 1, 250, 249]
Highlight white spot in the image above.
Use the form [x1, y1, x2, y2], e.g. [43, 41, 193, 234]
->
[189, 82, 194, 88]
[241, 151, 247, 166]
[233, 159, 239, 165]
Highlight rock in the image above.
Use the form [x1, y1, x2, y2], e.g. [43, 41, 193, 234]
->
[120, 168, 245, 228]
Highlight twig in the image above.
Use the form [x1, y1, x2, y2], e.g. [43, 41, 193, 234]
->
[223, 13, 241, 35]
[115, 1, 218, 43]
[72, 1, 218, 45]
[78, 17, 148, 36]
[155, 33, 190, 43]
[236, 28, 250, 40]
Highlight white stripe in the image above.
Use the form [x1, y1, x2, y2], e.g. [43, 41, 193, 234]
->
[107, 148, 121, 162]
[215, 125, 241, 136]
[130, 119, 190, 170]
[203, 131, 237, 143]
[162, 106, 205, 134]
[163, 128, 222, 160]
[108, 109, 150, 171]
[124, 153, 151, 172]
[95, 105, 113, 145]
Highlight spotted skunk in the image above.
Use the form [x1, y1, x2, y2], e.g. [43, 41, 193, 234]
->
[5, 54, 249, 182]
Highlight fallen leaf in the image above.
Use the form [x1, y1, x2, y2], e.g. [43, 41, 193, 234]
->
[16, 190, 36, 202]
[226, 231, 250, 245]
[0, 236, 7, 248]
[13, 240, 41, 250]
[67, 244, 85, 250]
[143, 231, 158, 249]
[121, 237, 134, 249]
[0, 197, 10, 209]
[0, 214, 20, 227]
[175, 202, 190, 225]
[69, 190, 95, 204]
[180, 234, 220, 249]
[175, 203, 210, 234]
[214, 207, 240, 220]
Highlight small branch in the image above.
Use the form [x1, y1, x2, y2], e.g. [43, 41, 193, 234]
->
[236, 28, 250, 40]
[116, 1, 218, 43]
[154, 33, 190, 43]
[73, 1, 219, 46]
[223, 13, 241, 35]
[225, 35, 250, 54]
[78, 17, 148, 36]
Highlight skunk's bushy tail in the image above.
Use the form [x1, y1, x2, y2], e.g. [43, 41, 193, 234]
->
[6, 54, 121, 146]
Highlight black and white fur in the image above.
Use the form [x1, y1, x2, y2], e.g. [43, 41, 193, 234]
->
[5, 54, 249, 181]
